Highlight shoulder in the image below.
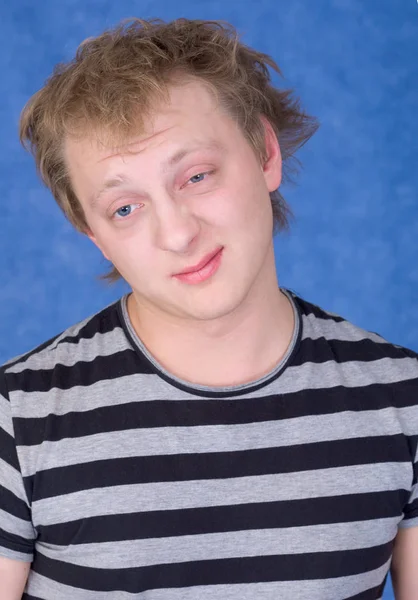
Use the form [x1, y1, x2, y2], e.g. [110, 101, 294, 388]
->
[288, 288, 418, 397]
[0, 297, 130, 396]
[291, 288, 418, 359]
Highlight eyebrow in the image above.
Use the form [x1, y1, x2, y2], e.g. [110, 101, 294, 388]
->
[90, 175, 129, 208]
[90, 141, 224, 208]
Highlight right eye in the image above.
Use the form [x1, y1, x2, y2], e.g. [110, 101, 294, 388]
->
[113, 204, 141, 220]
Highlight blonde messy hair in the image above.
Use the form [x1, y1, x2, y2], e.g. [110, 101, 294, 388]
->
[19, 17, 319, 282]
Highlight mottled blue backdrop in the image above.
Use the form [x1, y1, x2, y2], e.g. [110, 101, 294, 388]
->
[2, 2, 418, 597]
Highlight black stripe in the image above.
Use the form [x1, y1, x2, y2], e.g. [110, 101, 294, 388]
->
[22, 583, 387, 599]
[15, 382, 417, 446]
[0, 526, 34, 555]
[4, 303, 121, 371]
[117, 293, 303, 397]
[2, 333, 62, 370]
[0, 368, 11, 397]
[344, 581, 387, 599]
[5, 348, 148, 393]
[0, 426, 21, 471]
[6, 331, 416, 395]
[295, 291, 418, 362]
[297, 335, 415, 365]
[0, 483, 32, 521]
[53, 302, 121, 343]
[403, 496, 418, 521]
[28, 435, 408, 501]
[293, 292, 415, 368]
[32, 542, 393, 592]
[292, 293, 346, 323]
[37, 490, 406, 545]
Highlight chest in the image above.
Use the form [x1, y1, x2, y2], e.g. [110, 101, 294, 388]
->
[20, 397, 411, 598]
[27, 409, 411, 545]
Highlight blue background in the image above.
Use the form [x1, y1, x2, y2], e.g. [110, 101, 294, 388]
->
[2, 2, 417, 597]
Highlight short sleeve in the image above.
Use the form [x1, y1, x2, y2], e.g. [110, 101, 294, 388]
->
[398, 440, 418, 528]
[0, 370, 36, 561]
[397, 355, 418, 529]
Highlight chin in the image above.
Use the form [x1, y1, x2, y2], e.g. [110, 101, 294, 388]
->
[179, 284, 247, 321]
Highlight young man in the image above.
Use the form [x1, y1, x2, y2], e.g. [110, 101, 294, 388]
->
[0, 18, 417, 600]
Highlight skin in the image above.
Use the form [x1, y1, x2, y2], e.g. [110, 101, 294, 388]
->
[390, 527, 418, 599]
[64, 78, 295, 387]
[0, 556, 31, 598]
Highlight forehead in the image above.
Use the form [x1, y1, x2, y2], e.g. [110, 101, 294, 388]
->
[65, 78, 233, 164]
[158, 78, 220, 117]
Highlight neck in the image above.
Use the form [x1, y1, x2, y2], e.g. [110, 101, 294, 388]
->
[126, 251, 295, 388]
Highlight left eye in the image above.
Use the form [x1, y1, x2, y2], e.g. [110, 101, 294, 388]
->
[113, 204, 140, 219]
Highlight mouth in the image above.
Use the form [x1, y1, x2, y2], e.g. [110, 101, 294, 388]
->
[173, 246, 224, 276]
[172, 247, 224, 285]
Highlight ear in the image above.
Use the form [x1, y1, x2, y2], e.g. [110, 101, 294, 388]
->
[85, 229, 111, 261]
[260, 116, 282, 192]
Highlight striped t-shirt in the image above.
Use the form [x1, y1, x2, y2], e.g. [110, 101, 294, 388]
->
[1, 287, 417, 600]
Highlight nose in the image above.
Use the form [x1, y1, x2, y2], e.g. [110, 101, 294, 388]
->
[153, 196, 201, 253]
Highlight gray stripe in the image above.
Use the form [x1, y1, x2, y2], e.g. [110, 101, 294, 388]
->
[25, 560, 391, 600]
[144, 583, 389, 600]
[37, 517, 399, 569]
[0, 507, 35, 541]
[0, 394, 13, 437]
[40, 312, 102, 352]
[282, 355, 418, 390]
[6, 328, 130, 373]
[121, 289, 300, 394]
[398, 516, 418, 529]
[32, 463, 410, 527]
[408, 484, 418, 505]
[397, 405, 418, 437]
[9, 373, 181, 419]
[302, 311, 389, 344]
[0, 458, 29, 503]
[18, 406, 414, 476]
[4, 293, 390, 376]
[0, 547, 33, 562]
[2, 312, 95, 369]
[9, 354, 418, 420]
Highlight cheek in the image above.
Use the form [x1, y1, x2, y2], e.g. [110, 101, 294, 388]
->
[105, 243, 155, 284]
[205, 178, 268, 232]
[110, 235, 151, 265]
[87, 221, 145, 267]
[233, 168, 270, 223]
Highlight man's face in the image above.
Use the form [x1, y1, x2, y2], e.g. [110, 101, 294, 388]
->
[64, 79, 282, 323]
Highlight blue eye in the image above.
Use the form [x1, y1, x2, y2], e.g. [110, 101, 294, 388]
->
[189, 173, 206, 184]
[116, 206, 132, 217]
[113, 204, 140, 219]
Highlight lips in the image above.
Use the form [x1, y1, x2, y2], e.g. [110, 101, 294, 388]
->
[173, 246, 223, 276]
